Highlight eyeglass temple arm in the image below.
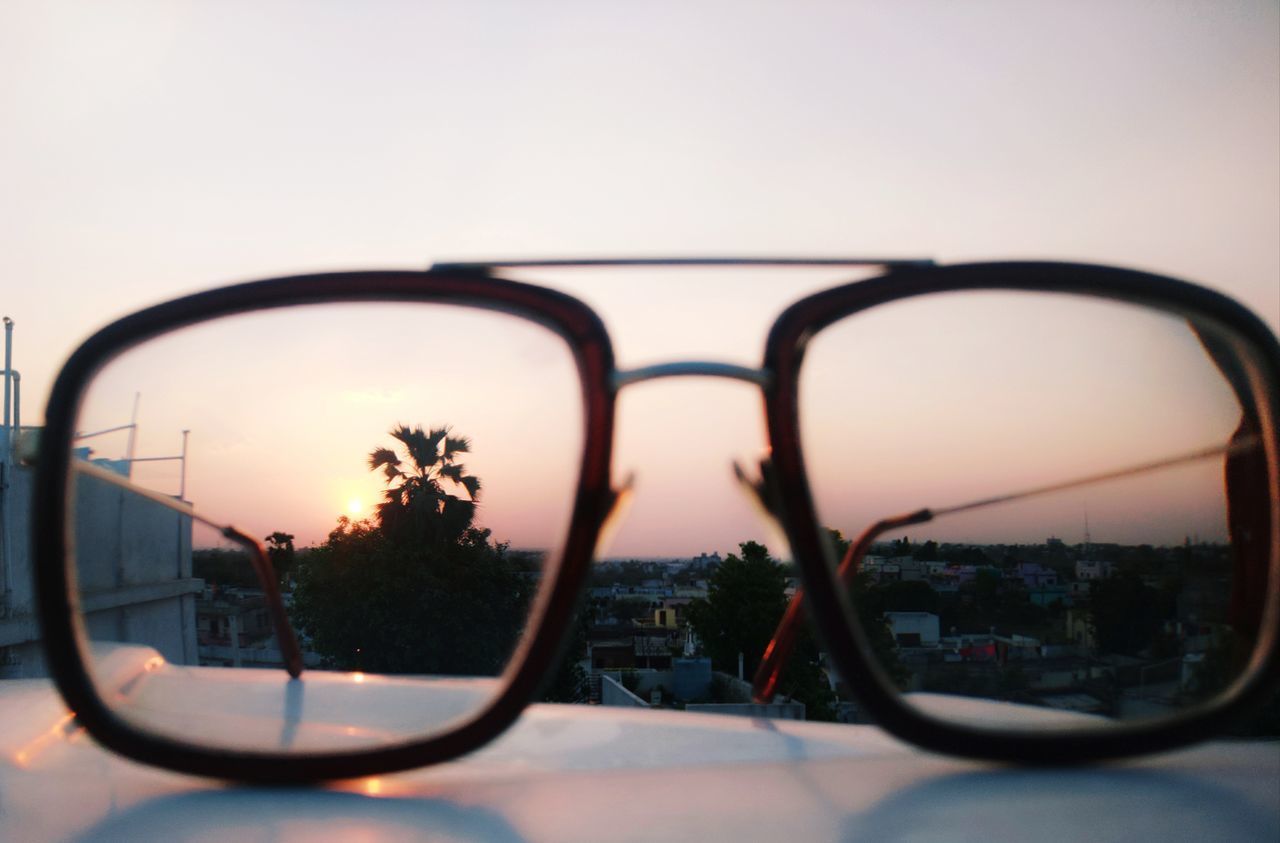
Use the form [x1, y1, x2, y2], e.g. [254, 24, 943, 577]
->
[1189, 320, 1269, 638]
[219, 526, 305, 679]
[1226, 416, 1270, 639]
[752, 509, 932, 704]
[752, 435, 1266, 704]
[68, 459, 304, 679]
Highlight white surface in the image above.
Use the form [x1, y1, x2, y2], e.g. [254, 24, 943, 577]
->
[0, 670, 1276, 842]
[91, 644, 500, 754]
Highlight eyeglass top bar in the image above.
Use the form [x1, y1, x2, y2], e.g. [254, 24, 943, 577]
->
[430, 257, 935, 271]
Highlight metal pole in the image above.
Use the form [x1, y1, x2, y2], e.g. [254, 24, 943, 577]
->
[230, 612, 242, 668]
[74, 423, 137, 440]
[2, 317, 12, 437]
[1, 317, 11, 619]
[125, 392, 140, 477]
[179, 429, 190, 500]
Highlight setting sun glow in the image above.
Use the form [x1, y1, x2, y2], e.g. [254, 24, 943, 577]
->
[347, 498, 362, 516]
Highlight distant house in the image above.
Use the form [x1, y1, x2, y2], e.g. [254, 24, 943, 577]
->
[898, 559, 928, 582]
[885, 612, 940, 647]
[590, 639, 635, 670]
[692, 552, 721, 570]
[1066, 608, 1095, 649]
[1075, 559, 1113, 581]
[197, 590, 273, 649]
[993, 633, 1041, 662]
[928, 565, 962, 593]
[1028, 584, 1071, 608]
[195, 588, 316, 670]
[1016, 562, 1058, 589]
[633, 635, 672, 669]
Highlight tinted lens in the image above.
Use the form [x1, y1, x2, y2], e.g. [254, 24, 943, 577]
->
[69, 302, 583, 751]
[800, 291, 1272, 727]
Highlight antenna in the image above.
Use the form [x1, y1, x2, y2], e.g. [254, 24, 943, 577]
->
[1083, 504, 1092, 560]
[179, 429, 190, 501]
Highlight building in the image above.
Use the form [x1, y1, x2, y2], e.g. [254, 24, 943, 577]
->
[1016, 562, 1058, 589]
[194, 586, 311, 670]
[885, 612, 940, 647]
[0, 434, 199, 678]
[1076, 559, 1113, 580]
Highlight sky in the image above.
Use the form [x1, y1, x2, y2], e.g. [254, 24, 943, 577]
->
[3, 2, 1278, 558]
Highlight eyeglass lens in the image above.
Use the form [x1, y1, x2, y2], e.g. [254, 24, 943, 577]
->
[800, 290, 1265, 726]
[68, 302, 584, 752]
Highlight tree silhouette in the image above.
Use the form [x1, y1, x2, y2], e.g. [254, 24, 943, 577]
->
[368, 424, 482, 546]
[1088, 571, 1167, 655]
[687, 541, 836, 719]
[292, 424, 533, 677]
[687, 541, 787, 681]
[265, 531, 296, 586]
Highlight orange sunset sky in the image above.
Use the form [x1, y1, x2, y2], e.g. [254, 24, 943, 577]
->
[4, 2, 1277, 558]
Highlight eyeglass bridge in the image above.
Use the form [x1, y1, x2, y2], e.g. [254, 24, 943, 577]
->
[436, 257, 936, 393]
[430, 257, 935, 272]
[611, 361, 771, 390]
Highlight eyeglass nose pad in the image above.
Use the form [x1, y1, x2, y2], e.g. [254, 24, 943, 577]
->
[592, 471, 637, 558]
[731, 457, 793, 561]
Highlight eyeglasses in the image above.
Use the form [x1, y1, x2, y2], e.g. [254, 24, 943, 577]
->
[30, 259, 1280, 781]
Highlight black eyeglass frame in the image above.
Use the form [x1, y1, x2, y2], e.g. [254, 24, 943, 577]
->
[31, 261, 1280, 781]
[763, 262, 1280, 764]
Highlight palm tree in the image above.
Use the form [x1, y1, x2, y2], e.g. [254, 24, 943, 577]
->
[368, 424, 482, 545]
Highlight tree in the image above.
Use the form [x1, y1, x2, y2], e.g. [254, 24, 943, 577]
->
[687, 541, 836, 720]
[881, 580, 940, 614]
[265, 531, 296, 586]
[1088, 571, 1166, 655]
[192, 547, 256, 589]
[687, 541, 788, 680]
[912, 540, 940, 561]
[540, 600, 590, 703]
[368, 424, 481, 547]
[292, 425, 532, 677]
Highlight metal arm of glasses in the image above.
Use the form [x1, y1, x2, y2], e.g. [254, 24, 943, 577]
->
[69, 458, 305, 679]
[752, 435, 1265, 704]
[431, 257, 936, 272]
[753, 509, 931, 704]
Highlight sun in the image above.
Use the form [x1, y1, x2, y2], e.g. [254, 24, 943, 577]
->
[347, 497, 362, 516]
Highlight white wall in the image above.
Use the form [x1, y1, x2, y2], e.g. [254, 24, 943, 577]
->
[600, 674, 649, 708]
[0, 463, 198, 678]
[885, 612, 941, 647]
